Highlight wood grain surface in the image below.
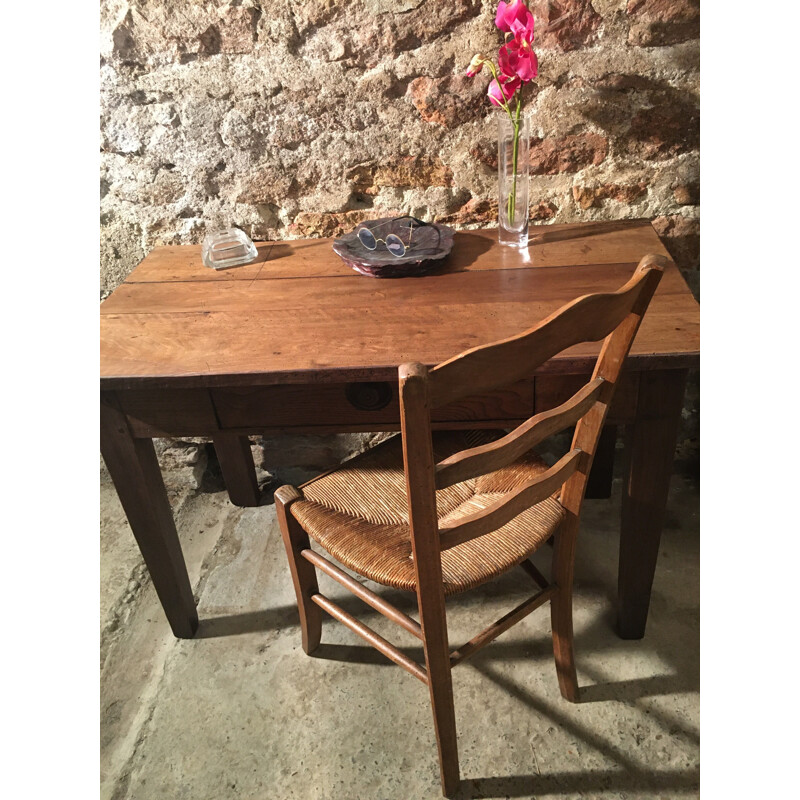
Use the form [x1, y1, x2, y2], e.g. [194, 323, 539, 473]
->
[100, 221, 699, 389]
[427, 256, 660, 408]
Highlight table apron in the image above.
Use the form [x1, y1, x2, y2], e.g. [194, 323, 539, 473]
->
[104, 371, 642, 440]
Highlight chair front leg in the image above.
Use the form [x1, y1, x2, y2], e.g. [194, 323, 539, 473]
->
[550, 515, 580, 702]
[416, 583, 460, 797]
[275, 486, 322, 654]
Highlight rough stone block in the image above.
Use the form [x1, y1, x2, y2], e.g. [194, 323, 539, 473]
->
[238, 167, 296, 206]
[572, 181, 648, 209]
[530, 133, 609, 174]
[652, 214, 700, 271]
[627, 0, 700, 47]
[530, 0, 602, 51]
[100, 217, 145, 298]
[435, 197, 499, 227]
[346, 157, 454, 194]
[408, 75, 488, 128]
[628, 95, 699, 160]
[290, 209, 391, 239]
[672, 182, 699, 206]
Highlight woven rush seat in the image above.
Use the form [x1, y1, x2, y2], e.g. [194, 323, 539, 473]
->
[291, 431, 565, 595]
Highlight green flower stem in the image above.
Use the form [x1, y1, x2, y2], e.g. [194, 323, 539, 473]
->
[509, 97, 521, 225]
[484, 61, 513, 119]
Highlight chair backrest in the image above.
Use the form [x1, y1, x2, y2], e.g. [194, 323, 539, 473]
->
[397, 255, 666, 574]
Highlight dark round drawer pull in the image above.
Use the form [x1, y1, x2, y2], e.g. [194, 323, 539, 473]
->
[345, 382, 393, 412]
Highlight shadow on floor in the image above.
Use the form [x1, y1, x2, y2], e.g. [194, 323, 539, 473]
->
[195, 606, 297, 638]
[452, 767, 699, 799]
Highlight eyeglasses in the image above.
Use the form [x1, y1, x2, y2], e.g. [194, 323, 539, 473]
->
[356, 216, 428, 258]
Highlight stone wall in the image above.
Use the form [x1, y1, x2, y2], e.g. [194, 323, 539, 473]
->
[100, 0, 699, 478]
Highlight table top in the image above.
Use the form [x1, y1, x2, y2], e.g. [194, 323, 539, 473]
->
[100, 219, 699, 391]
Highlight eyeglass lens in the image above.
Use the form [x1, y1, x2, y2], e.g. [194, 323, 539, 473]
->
[385, 234, 406, 257]
[357, 228, 377, 250]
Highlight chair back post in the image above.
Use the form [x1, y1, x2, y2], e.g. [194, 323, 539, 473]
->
[398, 361, 460, 793]
[398, 362, 443, 589]
[544, 254, 665, 702]
[563, 256, 666, 517]
[554, 257, 665, 592]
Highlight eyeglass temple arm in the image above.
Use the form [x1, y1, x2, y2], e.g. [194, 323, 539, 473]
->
[374, 215, 427, 229]
[396, 216, 427, 248]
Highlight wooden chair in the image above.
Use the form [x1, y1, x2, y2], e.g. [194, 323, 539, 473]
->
[275, 255, 666, 796]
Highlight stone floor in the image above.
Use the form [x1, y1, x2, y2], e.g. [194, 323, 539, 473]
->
[100, 448, 699, 800]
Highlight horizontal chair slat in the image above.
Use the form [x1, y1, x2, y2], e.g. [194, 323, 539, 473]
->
[311, 594, 429, 684]
[450, 584, 557, 667]
[435, 377, 605, 489]
[428, 270, 649, 409]
[438, 449, 581, 551]
[302, 549, 423, 640]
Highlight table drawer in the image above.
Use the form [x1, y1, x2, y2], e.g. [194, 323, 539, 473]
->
[116, 389, 219, 438]
[211, 380, 534, 431]
[534, 372, 639, 422]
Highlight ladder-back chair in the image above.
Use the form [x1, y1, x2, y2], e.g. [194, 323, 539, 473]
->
[275, 255, 666, 796]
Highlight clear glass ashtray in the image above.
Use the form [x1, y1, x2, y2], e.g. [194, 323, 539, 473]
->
[201, 228, 258, 269]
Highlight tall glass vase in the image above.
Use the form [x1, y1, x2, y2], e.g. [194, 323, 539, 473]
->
[497, 113, 530, 248]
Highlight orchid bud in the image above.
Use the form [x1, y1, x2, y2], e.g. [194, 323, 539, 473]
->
[465, 53, 488, 78]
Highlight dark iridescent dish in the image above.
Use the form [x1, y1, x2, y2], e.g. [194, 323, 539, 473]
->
[332, 217, 456, 278]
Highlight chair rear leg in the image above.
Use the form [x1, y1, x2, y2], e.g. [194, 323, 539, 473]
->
[551, 520, 580, 702]
[275, 486, 322, 654]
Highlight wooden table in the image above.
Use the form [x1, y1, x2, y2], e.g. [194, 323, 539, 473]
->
[100, 219, 699, 641]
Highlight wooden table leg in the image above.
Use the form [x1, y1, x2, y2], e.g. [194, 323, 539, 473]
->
[101, 395, 198, 639]
[585, 424, 617, 499]
[212, 433, 261, 507]
[618, 370, 688, 639]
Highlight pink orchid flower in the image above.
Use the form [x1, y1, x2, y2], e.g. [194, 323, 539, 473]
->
[499, 34, 538, 82]
[465, 3, 536, 106]
[495, 1, 537, 83]
[487, 73, 521, 107]
[495, 0, 534, 38]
